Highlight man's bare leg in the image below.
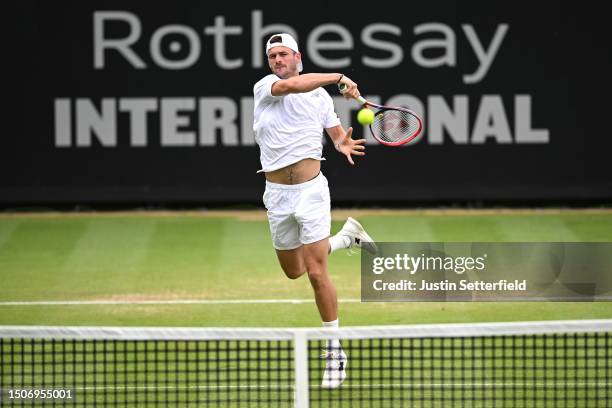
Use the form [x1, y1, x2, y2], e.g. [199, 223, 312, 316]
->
[275, 239, 337, 321]
[302, 239, 337, 322]
[275, 246, 307, 280]
[276, 239, 346, 388]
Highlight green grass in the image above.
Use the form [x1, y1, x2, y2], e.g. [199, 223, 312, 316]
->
[0, 210, 611, 327]
[1, 211, 610, 407]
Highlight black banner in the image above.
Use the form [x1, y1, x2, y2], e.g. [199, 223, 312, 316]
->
[4, 1, 611, 204]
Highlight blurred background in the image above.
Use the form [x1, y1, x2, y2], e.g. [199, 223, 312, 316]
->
[1, 1, 611, 328]
[4, 1, 610, 208]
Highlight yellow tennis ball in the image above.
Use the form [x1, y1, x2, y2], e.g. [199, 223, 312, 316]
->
[357, 108, 375, 125]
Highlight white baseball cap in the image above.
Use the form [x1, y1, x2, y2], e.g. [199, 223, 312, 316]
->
[266, 33, 299, 53]
[266, 33, 303, 72]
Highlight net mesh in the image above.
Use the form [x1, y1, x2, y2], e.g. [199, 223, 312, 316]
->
[1, 321, 610, 407]
[0, 338, 294, 407]
[309, 333, 611, 407]
[370, 109, 421, 144]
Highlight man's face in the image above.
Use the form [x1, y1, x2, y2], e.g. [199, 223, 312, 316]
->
[267, 46, 301, 78]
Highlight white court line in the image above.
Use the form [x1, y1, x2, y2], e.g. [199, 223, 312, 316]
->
[318, 382, 611, 389]
[74, 384, 295, 391]
[0, 299, 362, 306]
[51, 382, 612, 391]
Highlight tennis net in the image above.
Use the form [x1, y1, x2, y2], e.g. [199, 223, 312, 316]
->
[1, 320, 610, 407]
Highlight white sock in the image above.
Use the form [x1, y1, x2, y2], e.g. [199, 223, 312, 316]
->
[322, 319, 341, 352]
[328, 234, 350, 253]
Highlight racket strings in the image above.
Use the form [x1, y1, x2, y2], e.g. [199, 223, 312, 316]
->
[371, 109, 421, 143]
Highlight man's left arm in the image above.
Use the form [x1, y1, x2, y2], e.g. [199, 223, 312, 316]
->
[325, 126, 366, 165]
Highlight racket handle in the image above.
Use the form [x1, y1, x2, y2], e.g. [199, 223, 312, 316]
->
[338, 83, 367, 105]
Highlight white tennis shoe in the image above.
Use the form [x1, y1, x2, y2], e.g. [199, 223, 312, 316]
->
[321, 349, 347, 389]
[337, 217, 378, 254]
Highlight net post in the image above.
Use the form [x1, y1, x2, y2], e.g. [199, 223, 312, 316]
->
[293, 330, 309, 408]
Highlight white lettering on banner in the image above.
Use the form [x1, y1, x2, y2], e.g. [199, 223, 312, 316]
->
[361, 24, 403, 69]
[92, 10, 508, 84]
[119, 99, 157, 147]
[54, 99, 71, 147]
[428, 96, 469, 144]
[411, 23, 456, 68]
[150, 25, 201, 69]
[462, 24, 509, 84]
[240, 97, 255, 146]
[204, 16, 243, 69]
[161, 98, 196, 146]
[198, 98, 238, 146]
[514, 96, 549, 143]
[54, 96, 549, 148]
[250, 10, 296, 71]
[76, 99, 117, 147]
[307, 24, 354, 68]
[94, 11, 146, 69]
[471, 95, 513, 144]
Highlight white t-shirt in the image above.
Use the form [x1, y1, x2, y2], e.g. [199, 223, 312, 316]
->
[253, 74, 341, 173]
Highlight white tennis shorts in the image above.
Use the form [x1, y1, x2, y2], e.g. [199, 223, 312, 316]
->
[263, 172, 331, 250]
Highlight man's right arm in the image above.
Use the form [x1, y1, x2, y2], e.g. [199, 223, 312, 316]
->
[271, 73, 360, 99]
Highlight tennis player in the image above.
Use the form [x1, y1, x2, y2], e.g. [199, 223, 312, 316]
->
[253, 33, 377, 389]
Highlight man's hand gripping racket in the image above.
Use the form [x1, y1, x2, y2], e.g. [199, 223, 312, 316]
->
[339, 83, 423, 146]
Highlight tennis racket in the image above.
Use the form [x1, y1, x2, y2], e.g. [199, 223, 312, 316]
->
[339, 83, 423, 147]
